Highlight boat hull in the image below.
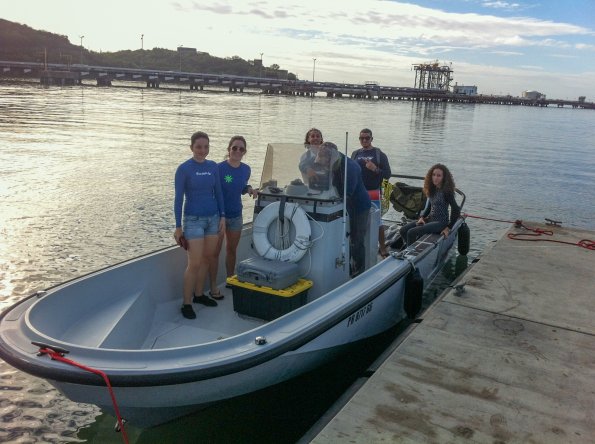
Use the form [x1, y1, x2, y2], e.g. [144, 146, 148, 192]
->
[0, 217, 464, 427]
[42, 272, 407, 427]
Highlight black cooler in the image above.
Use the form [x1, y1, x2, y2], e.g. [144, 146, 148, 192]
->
[229, 257, 312, 320]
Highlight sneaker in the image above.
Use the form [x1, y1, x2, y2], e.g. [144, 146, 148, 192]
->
[181, 304, 196, 319]
[193, 294, 218, 307]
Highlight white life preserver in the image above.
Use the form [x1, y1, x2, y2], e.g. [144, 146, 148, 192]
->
[252, 202, 311, 262]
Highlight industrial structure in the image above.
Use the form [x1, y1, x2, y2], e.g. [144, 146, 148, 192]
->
[413, 61, 453, 91]
[453, 83, 478, 96]
[522, 90, 546, 100]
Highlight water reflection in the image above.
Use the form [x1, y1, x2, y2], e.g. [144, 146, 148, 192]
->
[409, 101, 448, 140]
[1, 80, 594, 442]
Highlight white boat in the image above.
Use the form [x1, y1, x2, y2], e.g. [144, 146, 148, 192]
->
[0, 143, 468, 428]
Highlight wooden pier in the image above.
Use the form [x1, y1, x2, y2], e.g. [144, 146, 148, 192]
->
[1, 60, 594, 109]
[306, 222, 595, 443]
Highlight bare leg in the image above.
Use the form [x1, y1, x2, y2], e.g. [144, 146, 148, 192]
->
[198, 234, 221, 296]
[225, 229, 242, 277]
[183, 239, 205, 305]
[379, 225, 387, 256]
[207, 232, 224, 293]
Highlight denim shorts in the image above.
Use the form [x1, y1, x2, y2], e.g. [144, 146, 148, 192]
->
[225, 215, 243, 232]
[183, 214, 220, 240]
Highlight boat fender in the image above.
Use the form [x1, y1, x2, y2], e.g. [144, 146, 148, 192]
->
[404, 268, 423, 319]
[457, 222, 470, 255]
[252, 201, 311, 263]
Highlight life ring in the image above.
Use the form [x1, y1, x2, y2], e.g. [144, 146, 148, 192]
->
[253, 202, 311, 262]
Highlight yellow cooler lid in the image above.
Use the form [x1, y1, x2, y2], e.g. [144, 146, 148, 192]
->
[226, 276, 313, 297]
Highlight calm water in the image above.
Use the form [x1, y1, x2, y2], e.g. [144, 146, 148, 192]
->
[1, 81, 594, 443]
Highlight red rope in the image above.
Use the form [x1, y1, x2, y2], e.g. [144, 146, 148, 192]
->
[463, 213, 595, 250]
[37, 347, 129, 444]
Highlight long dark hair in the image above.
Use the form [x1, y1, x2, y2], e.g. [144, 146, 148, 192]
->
[423, 163, 455, 197]
[304, 128, 323, 146]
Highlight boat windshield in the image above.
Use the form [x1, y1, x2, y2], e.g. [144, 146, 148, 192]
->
[259, 143, 341, 200]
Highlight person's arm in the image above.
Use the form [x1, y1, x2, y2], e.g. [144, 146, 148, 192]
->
[345, 159, 359, 196]
[418, 198, 431, 224]
[242, 165, 259, 198]
[174, 165, 185, 228]
[299, 150, 314, 174]
[173, 165, 185, 245]
[379, 151, 391, 180]
[213, 164, 226, 220]
[447, 192, 461, 229]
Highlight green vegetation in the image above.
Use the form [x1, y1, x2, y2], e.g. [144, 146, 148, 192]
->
[0, 19, 296, 79]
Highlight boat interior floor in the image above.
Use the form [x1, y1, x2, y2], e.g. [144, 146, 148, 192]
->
[140, 286, 265, 350]
[107, 233, 440, 351]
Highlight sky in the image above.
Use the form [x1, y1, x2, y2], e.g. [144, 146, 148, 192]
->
[3, 0, 595, 99]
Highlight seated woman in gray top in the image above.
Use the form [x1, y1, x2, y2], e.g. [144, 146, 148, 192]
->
[399, 163, 460, 246]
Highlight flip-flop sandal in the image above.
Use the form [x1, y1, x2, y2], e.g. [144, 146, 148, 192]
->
[209, 290, 224, 300]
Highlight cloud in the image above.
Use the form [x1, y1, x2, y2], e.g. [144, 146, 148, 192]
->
[246, 8, 289, 19]
[491, 50, 523, 56]
[575, 43, 595, 50]
[481, 1, 522, 10]
[164, 0, 594, 97]
[519, 64, 544, 70]
[549, 54, 578, 59]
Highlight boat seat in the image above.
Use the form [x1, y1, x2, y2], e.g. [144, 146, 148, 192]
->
[407, 233, 442, 257]
[58, 290, 151, 349]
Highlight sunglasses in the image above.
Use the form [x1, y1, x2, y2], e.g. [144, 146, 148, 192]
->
[231, 146, 246, 153]
[359, 136, 371, 141]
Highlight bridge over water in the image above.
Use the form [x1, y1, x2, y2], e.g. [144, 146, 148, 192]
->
[1, 61, 593, 109]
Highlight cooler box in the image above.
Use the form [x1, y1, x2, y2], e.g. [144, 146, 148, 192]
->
[227, 276, 313, 321]
[236, 257, 300, 290]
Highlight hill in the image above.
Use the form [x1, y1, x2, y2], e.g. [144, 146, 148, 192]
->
[0, 19, 295, 79]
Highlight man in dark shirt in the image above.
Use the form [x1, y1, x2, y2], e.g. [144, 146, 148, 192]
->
[316, 142, 371, 277]
[351, 129, 392, 257]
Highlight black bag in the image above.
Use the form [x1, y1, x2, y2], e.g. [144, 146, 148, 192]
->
[390, 182, 426, 219]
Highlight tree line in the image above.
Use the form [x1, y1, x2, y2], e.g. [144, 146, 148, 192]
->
[0, 19, 296, 80]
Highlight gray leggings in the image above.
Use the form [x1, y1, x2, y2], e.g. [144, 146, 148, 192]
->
[399, 220, 447, 246]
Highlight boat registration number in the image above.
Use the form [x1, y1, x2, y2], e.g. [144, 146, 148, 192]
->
[347, 302, 373, 327]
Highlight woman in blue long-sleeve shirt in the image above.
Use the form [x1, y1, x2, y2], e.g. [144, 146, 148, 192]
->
[174, 131, 226, 319]
[209, 136, 257, 296]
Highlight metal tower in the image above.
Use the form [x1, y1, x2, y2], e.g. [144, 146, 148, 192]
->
[413, 61, 453, 91]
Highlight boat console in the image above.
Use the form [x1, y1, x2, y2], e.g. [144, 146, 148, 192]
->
[244, 143, 379, 301]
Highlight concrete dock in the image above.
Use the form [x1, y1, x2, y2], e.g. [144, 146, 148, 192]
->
[309, 222, 595, 443]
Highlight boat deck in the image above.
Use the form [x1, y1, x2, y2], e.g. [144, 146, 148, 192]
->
[140, 286, 265, 349]
[307, 221, 595, 443]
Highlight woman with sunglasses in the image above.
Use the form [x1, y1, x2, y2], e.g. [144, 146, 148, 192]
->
[209, 136, 257, 297]
[174, 131, 225, 319]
